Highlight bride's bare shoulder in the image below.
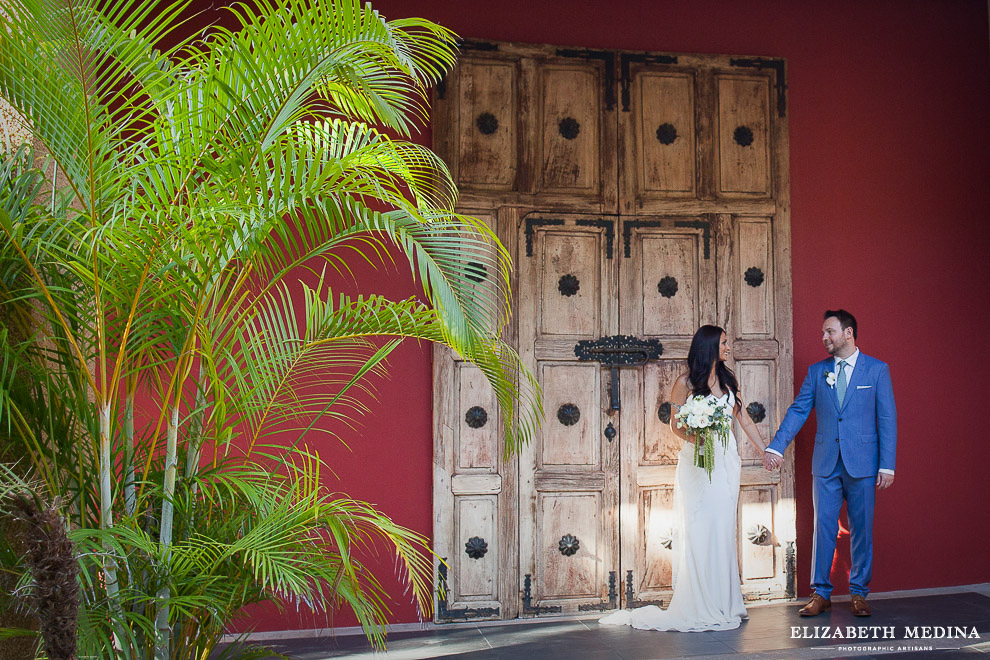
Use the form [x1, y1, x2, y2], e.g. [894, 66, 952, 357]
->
[670, 372, 691, 394]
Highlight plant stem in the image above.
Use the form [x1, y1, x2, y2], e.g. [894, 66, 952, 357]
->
[184, 363, 208, 500]
[155, 405, 179, 660]
[99, 402, 123, 646]
[124, 383, 136, 517]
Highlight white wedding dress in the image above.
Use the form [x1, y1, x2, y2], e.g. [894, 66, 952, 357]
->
[600, 391, 747, 632]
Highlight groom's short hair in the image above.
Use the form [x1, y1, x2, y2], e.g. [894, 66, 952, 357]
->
[825, 309, 857, 339]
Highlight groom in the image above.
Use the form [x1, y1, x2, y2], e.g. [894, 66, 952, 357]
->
[764, 310, 896, 617]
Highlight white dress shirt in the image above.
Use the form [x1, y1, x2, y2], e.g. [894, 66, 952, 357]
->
[765, 348, 894, 476]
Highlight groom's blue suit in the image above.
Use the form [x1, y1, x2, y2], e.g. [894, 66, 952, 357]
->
[768, 352, 896, 599]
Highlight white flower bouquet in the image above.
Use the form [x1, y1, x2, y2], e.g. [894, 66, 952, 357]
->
[674, 394, 733, 480]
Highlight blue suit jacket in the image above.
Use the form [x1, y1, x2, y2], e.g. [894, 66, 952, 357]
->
[768, 353, 896, 478]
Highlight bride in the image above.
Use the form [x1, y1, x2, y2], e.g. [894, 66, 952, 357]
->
[600, 325, 768, 632]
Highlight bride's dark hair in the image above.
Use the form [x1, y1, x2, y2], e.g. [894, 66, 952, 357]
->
[687, 325, 738, 398]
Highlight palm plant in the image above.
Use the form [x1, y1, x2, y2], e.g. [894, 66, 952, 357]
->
[0, 0, 539, 657]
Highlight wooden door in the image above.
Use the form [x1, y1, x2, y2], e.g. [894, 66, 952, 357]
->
[616, 214, 792, 607]
[618, 54, 794, 605]
[617, 218, 716, 607]
[516, 214, 619, 614]
[432, 41, 793, 622]
[432, 209, 517, 621]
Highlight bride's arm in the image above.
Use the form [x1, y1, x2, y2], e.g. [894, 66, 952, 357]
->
[735, 398, 768, 454]
[668, 373, 695, 445]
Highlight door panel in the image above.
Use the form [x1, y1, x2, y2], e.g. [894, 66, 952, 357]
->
[736, 217, 775, 337]
[641, 360, 684, 464]
[540, 364, 600, 467]
[538, 492, 603, 599]
[455, 496, 498, 597]
[629, 70, 698, 203]
[457, 365, 500, 470]
[456, 60, 519, 190]
[739, 486, 776, 584]
[539, 66, 602, 194]
[539, 232, 601, 337]
[735, 360, 776, 463]
[716, 75, 771, 196]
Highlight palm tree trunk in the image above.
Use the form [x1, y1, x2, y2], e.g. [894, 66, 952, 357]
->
[155, 405, 179, 660]
[123, 385, 136, 516]
[184, 364, 207, 499]
[98, 402, 123, 644]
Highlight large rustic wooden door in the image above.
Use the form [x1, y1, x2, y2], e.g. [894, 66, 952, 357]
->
[516, 214, 619, 614]
[432, 41, 794, 622]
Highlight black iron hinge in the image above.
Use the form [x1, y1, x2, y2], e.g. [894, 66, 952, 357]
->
[555, 48, 617, 111]
[575, 218, 615, 259]
[437, 562, 500, 620]
[729, 57, 787, 117]
[522, 574, 562, 615]
[524, 217, 564, 257]
[624, 570, 664, 609]
[579, 571, 619, 611]
[622, 219, 663, 258]
[622, 218, 711, 259]
[674, 219, 712, 259]
[619, 52, 679, 112]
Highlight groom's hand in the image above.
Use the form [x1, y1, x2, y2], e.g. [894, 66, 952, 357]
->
[876, 472, 895, 490]
[763, 451, 781, 471]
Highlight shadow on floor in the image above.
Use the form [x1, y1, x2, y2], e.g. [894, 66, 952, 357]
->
[223, 589, 990, 659]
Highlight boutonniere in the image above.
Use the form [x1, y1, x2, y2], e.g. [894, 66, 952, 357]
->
[825, 371, 836, 388]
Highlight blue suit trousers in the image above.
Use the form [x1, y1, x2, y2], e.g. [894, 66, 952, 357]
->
[812, 452, 875, 599]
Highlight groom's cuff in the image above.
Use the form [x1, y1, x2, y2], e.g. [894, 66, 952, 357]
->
[764, 448, 783, 457]
[878, 468, 894, 475]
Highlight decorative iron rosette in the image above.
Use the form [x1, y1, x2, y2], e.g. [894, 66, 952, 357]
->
[465, 406, 488, 429]
[656, 122, 678, 145]
[746, 401, 766, 424]
[558, 534, 580, 556]
[465, 536, 489, 559]
[657, 276, 678, 298]
[476, 112, 498, 135]
[744, 266, 765, 287]
[466, 261, 487, 283]
[558, 117, 580, 140]
[557, 403, 580, 426]
[748, 525, 771, 546]
[558, 273, 580, 297]
[657, 402, 672, 424]
[733, 125, 754, 147]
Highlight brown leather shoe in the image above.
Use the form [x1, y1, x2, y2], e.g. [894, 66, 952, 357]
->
[851, 594, 871, 617]
[799, 593, 832, 616]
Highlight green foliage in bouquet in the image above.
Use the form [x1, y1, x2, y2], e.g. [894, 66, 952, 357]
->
[675, 394, 732, 481]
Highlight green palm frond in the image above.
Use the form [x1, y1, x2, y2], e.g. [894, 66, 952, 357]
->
[1, 0, 540, 655]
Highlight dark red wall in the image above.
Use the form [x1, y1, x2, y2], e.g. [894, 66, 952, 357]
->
[250, 0, 990, 630]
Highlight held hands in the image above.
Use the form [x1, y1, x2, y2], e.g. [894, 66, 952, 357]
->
[762, 451, 782, 471]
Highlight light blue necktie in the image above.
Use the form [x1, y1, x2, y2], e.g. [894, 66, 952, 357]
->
[836, 360, 848, 406]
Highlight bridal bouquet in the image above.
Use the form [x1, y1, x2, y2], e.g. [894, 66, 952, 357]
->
[674, 394, 733, 480]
